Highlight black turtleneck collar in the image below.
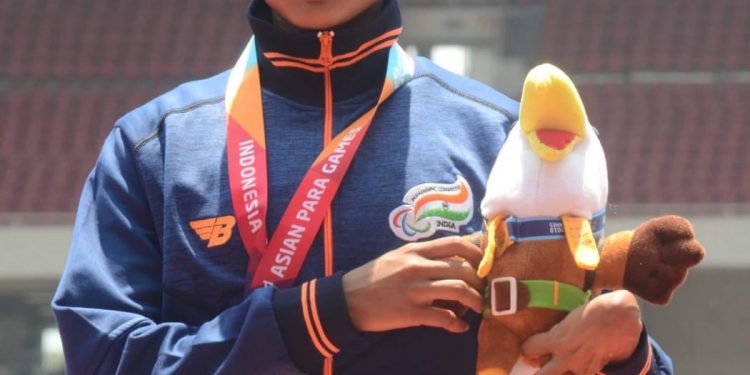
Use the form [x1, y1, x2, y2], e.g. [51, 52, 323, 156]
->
[246, 0, 402, 106]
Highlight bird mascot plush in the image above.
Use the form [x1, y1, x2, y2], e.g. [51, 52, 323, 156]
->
[475, 63, 706, 375]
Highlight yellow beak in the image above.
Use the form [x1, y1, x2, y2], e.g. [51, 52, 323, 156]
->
[519, 63, 588, 162]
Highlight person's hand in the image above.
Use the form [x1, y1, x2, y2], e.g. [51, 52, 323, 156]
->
[342, 236, 484, 333]
[521, 290, 643, 375]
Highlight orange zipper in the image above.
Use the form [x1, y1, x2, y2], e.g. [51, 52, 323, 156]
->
[317, 30, 336, 280]
[318, 30, 335, 375]
[319, 31, 334, 148]
[317, 30, 335, 279]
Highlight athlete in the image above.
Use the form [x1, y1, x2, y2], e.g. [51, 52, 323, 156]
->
[52, 0, 672, 374]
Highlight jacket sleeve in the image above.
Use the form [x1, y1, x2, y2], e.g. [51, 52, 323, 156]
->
[51, 127, 359, 374]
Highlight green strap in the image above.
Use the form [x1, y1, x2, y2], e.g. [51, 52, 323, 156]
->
[522, 280, 591, 312]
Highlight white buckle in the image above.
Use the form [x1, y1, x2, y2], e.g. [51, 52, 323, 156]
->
[490, 276, 518, 316]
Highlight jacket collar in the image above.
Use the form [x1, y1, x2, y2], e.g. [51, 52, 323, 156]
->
[247, 0, 402, 106]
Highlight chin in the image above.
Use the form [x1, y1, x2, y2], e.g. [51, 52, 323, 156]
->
[272, 1, 376, 31]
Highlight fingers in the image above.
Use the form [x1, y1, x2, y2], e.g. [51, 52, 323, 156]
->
[411, 236, 483, 268]
[462, 232, 482, 247]
[534, 349, 604, 375]
[534, 355, 569, 375]
[523, 292, 644, 375]
[521, 331, 557, 359]
[422, 257, 484, 291]
[410, 279, 484, 314]
[414, 306, 469, 333]
[583, 354, 606, 375]
[343, 236, 484, 334]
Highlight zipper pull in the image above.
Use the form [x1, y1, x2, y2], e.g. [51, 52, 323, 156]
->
[317, 31, 334, 66]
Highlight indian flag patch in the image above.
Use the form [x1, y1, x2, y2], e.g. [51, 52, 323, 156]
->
[389, 175, 474, 241]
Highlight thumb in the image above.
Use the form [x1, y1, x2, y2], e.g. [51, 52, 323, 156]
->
[521, 331, 557, 358]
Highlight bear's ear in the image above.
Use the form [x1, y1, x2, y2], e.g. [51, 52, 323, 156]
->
[562, 216, 600, 270]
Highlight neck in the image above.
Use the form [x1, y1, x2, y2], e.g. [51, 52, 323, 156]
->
[247, 0, 401, 106]
[271, 1, 384, 32]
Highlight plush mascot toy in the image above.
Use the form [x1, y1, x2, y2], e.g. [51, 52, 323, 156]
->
[475, 64, 705, 375]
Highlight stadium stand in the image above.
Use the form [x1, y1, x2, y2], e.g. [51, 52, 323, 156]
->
[523, 0, 750, 204]
[1, 0, 749, 213]
[0, 0, 251, 213]
[2, 3, 747, 375]
[0, 0, 250, 79]
[537, 0, 750, 72]
[0, 88, 167, 212]
[580, 84, 750, 204]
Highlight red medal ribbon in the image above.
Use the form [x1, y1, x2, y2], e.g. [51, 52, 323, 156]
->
[226, 32, 413, 293]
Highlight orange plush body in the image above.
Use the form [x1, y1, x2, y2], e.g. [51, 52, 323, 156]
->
[475, 64, 705, 375]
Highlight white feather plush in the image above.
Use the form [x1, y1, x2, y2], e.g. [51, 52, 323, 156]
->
[480, 123, 608, 220]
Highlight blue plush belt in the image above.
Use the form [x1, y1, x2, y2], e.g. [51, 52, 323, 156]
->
[503, 208, 606, 242]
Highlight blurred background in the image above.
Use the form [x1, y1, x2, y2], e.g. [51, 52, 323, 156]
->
[1, 0, 748, 373]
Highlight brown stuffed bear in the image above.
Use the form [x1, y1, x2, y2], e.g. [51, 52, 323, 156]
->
[474, 64, 705, 375]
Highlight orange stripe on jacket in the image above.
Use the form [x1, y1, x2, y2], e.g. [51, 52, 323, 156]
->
[301, 282, 333, 358]
[329, 39, 397, 70]
[596, 339, 653, 375]
[310, 279, 340, 354]
[263, 53, 324, 66]
[324, 212, 334, 276]
[638, 340, 653, 375]
[268, 38, 396, 72]
[329, 27, 401, 62]
[269, 60, 325, 73]
[265, 28, 401, 73]
[264, 27, 401, 65]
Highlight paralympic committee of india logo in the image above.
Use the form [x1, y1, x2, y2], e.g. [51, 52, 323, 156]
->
[389, 175, 474, 241]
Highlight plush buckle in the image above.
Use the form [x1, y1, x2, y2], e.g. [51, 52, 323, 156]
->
[490, 276, 518, 316]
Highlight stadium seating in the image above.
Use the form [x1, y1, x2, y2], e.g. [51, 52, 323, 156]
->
[4, 83, 747, 211]
[1, 0, 749, 212]
[0, 0, 250, 79]
[580, 84, 750, 204]
[0, 87, 169, 212]
[538, 0, 750, 72]
[0, 0, 250, 213]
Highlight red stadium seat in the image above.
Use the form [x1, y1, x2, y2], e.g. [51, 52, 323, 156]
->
[537, 0, 750, 72]
[2, 0, 749, 211]
[575, 83, 750, 204]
